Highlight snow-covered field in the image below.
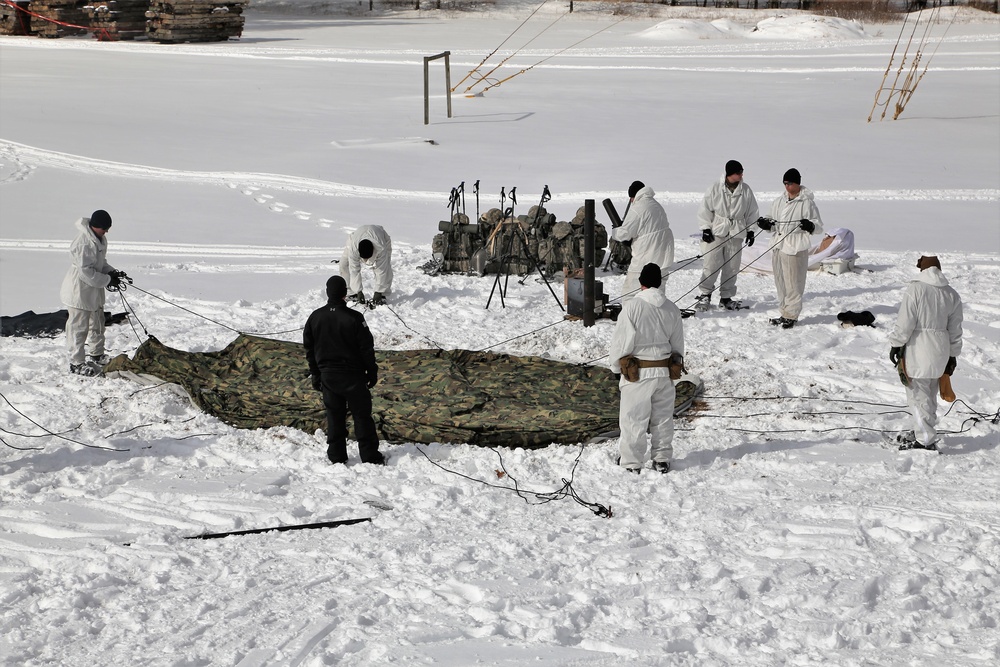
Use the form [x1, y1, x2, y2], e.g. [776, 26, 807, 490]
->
[1, 3, 999, 665]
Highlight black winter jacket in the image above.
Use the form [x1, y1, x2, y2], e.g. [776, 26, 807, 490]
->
[303, 300, 378, 382]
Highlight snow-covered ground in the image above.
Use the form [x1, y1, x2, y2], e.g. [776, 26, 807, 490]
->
[1, 3, 999, 665]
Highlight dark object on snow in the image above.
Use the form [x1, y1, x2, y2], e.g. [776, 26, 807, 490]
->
[2, 310, 128, 337]
[431, 206, 607, 276]
[837, 310, 876, 328]
[184, 517, 372, 541]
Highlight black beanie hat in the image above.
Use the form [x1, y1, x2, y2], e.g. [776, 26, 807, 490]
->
[89, 210, 112, 230]
[326, 275, 348, 301]
[639, 263, 662, 289]
[725, 160, 743, 177]
[782, 168, 801, 185]
[358, 239, 375, 259]
[628, 181, 645, 198]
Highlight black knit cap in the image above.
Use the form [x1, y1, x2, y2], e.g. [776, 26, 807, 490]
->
[639, 263, 662, 289]
[782, 168, 801, 185]
[725, 160, 743, 177]
[326, 275, 348, 301]
[89, 210, 112, 230]
[358, 239, 375, 259]
[628, 181, 645, 198]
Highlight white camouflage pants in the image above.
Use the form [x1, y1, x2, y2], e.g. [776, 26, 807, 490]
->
[698, 235, 744, 300]
[65, 307, 105, 365]
[906, 377, 940, 446]
[772, 248, 809, 320]
[618, 375, 675, 469]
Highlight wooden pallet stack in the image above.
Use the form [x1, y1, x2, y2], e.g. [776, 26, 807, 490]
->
[85, 0, 148, 40]
[1, 2, 29, 36]
[1, 2, 33, 36]
[145, 1, 248, 44]
[27, 0, 89, 38]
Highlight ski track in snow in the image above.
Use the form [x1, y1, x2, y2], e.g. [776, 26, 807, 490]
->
[1, 140, 997, 224]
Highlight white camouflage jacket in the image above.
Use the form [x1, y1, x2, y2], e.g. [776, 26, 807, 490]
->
[611, 186, 675, 270]
[59, 217, 116, 311]
[698, 177, 760, 239]
[888, 267, 963, 379]
[766, 186, 823, 255]
[608, 287, 684, 379]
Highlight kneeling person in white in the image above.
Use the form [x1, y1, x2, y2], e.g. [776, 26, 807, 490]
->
[608, 263, 685, 473]
[339, 225, 393, 306]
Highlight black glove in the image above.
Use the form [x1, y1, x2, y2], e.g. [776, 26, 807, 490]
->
[371, 292, 386, 307]
[745, 230, 755, 247]
[799, 219, 815, 233]
[367, 374, 378, 389]
[311, 376, 323, 391]
[348, 291, 366, 304]
[107, 274, 122, 290]
[701, 229, 715, 244]
[109, 270, 128, 279]
[944, 356, 957, 376]
[756, 217, 773, 231]
[889, 346, 903, 366]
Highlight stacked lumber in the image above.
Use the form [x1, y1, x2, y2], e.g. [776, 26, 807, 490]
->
[1, 2, 33, 35]
[84, 0, 148, 40]
[145, 1, 248, 44]
[27, 0, 89, 38]
[1, 2, 31, 36]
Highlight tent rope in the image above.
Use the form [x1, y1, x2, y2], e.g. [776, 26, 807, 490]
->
[463, 11, 567, 94]
[478, 19, 624, 94]
[451, 0, 550, 93]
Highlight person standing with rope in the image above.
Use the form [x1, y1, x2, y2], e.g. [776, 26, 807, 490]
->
[756, 168, 823, 329]
[339, 225, 393, 307]
[304, 276, 385, 467]
[59, 210, 128, 376]
[612, 181, 674, 299]
[608, 264, 684, 474]
[694, 160, 760, 311]
[887, 255, 963, 452]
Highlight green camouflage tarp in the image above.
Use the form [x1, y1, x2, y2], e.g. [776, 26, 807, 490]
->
[105, 334, 701, 448]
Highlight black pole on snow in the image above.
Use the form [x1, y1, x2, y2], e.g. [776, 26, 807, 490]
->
[584, 199, 596, 328]
[183, 517, 372, 540]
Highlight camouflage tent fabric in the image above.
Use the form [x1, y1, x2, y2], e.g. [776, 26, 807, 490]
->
[105, 335, 612, 447]
[105, 335, 701, 448]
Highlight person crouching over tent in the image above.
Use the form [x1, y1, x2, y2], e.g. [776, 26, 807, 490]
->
[304, 275, 386, 466]
[608, 263, 685, 474]
[339, 224, 393, 307]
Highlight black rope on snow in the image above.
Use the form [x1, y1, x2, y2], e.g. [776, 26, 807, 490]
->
[383, 304, 444, 349]
[126, 283, 304, 339]
[0, 390, 130, 452]
[413, 443, 612, 518]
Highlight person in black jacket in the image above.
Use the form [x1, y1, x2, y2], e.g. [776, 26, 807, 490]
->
[304, 275, 385, 466]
